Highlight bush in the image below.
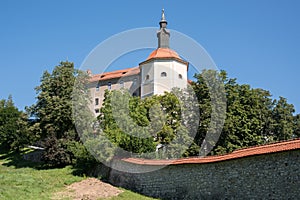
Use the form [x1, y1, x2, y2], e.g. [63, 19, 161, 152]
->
[42, 137, 73, 167]
[66, 140, 98, 174]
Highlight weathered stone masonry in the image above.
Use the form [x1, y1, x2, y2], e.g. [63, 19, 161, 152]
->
[97, 140, 300, 199]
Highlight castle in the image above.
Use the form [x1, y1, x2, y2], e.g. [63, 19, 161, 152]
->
[88, 10, 189, 115]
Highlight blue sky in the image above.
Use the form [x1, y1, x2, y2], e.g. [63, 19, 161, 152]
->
[0, 0, 299, 113]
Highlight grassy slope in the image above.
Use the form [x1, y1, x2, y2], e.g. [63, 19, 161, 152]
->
[0, 149, 84, 200]
[0, 149, 158, 200]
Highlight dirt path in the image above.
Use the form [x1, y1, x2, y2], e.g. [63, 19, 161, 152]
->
[53, 178, 123, 200]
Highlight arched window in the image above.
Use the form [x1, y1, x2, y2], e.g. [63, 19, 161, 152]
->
[146, 75, 150, 80]
[161, 72, 167, 77]
[178, 74, 183, 79]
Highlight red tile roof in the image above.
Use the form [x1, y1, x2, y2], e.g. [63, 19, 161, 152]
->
[121, 139, 300, 166]
[147, 48, 181, 60]
[139, 48, 188, 66]
[89, 67, 140, 82]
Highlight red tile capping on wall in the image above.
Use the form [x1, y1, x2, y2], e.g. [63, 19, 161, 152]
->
[121, 139, 300, 166]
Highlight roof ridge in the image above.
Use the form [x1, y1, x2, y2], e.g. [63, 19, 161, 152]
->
[89, 67, 140, 82]
[92, 66, 138, 76]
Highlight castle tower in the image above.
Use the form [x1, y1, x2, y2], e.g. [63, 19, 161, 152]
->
[139, 9, 189, 98]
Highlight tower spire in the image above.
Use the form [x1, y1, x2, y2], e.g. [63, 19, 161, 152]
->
[161, 9, 166, 23]
[157, 9, 170, 48]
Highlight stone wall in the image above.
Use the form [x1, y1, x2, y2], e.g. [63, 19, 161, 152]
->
[98, 149, 300, 199]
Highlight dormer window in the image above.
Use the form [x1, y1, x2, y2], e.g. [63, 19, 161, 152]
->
[161, 72, 167, 77]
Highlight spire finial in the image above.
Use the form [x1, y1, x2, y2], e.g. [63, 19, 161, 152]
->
[161, 8, 166, 21]
[159, 8, 167, 28]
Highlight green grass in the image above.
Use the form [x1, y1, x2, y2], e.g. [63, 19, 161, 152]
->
[98, 190, 158, 200]
[0, 148, 158, 200]
[0, 149, 84, 200]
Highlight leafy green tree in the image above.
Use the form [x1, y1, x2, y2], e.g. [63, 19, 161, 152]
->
[215, 83, 275, 154]
[189, 69, 298, 155]
[97, 89, 197, 159]
[29, 61, 77, 140]
[272, 97, 295, 140]
[293, 114, 300, 138]
[28, 61, 92, 166]
[0, 95, 30, 151]
[190, 70, 227, 156]
[99, 90, 156, 156]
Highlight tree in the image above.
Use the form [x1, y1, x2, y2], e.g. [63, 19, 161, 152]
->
[189, 69, 296, 155]
[215, 83, 275, 154]
[272, 97, 295, 140]
[0, 95, 30, 151]
[28, 61, 91, 166]
[293, 114, 300, 138]
[29, 61, 77, 140]
[97, 88, 199, 160]
[190, 70, 227, 156]
[98, 90, 156, 157]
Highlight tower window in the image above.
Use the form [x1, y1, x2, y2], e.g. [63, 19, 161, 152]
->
[161, 72, 167, 77]
[146, 75, 150, 80]
[179, 74, 183, 79]
[95, 98, 99, 105]
[108, 82, 112, 90]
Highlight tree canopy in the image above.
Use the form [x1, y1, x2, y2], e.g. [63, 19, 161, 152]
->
[0, 95, 31, 151]
[28, 61, 95, 167]
[97, 69, 299, 159]
[191, 70, 298, 155]
[2, 61, 299, 165]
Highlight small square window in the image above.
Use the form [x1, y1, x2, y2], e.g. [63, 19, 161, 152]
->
[179, 74, 183, 79]
[161, 72, 167, 77]
[146, 75, 150, 80]
[95, 109, 100, 113]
